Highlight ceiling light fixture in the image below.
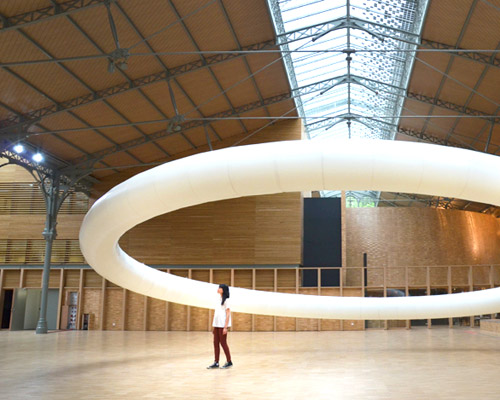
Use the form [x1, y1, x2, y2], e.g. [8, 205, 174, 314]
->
[32, 152, 44, 163]
[13, 144, 24, 153]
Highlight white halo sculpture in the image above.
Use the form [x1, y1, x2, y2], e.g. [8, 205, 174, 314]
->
[80, 139, 500, 320]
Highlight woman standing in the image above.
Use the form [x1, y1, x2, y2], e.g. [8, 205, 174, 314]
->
[207, 284, 233, 369]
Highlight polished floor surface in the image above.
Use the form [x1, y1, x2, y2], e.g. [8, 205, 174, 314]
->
[1, 328, 499, 399]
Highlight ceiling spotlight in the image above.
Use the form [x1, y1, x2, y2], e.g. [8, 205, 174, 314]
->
[13, 144, 24, 153]
[32, 152, 44, 163]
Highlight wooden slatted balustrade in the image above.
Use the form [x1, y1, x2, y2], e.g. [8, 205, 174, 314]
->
[0, 265, 498, 332]
[0, 182, 89, 215]
[0, 239, 84, 264]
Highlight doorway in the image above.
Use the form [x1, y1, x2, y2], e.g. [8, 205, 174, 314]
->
[10, 288, 59, 330]
[1, 289, 14, 329]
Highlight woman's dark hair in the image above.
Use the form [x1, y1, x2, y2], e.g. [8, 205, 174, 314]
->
[219, 284, 230, 305]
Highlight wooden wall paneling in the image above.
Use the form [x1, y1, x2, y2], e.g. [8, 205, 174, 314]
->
[295, 268, 299, 331]
[0, 162, 36, 182]
[430, 266, 448, 286]
[212, 197, 255, 264]
[339, 265, 343, 331]
[361, 265, 365, 289]
[277, 268, 295, 289]
[60, 289, 69, 330]
[448, 266, 452, 328]
[124, 290, 145, 331]
[317, 268, 321, 331]
[273, 269, 277, 332]
[100, 278, 106, 330]
[64, 269, 80, 288]
[254, 290, 275, 331]
[146, 296, 166, 331]
[252, 269, 255, 332]
[320, 288, 341, 331]
[118, 193, 301, 266]
[451, 266, 469, 286]
[255, 269, 273, 289]
[48, 269, 60, 288]
[346, 208, 500, 268]
[84, 270, 102, 288]
[187, 269, 191, 332]
[469, 266, 474, 327]
[342, 288, 365, 330]
[494, 266, 500, 285]
[405, 266, 410, 330]
[254, 194, 302, 264]
[104, 288, 123, 330]
[384, 266, 388, 330]
[366, 267, 383, 287]
[208, 269, 213, 331]
[231, 269, 252, 332]
[25, 269, 41, 287]
[234, 269, 252, 288]
[19, 268, 25, 288]
[427, 267, 431, 329]
[106, 279, 119, 288]
[168, 270, 188, 331]
[297, 288, 319, 331]
[122, 289, 127, 331]
[76, 269, 84, 330]
[472, 265, 490, 286]
[3, 269, 20, 288]
[213, 269, 231, 286]
[387, 267, 405, 288]
[82, 288, 101, 330]
[56, 269, 64, 330]
[275, 289, 296, 331]
[253, 270, 276, 331]
[165, 269, 170, 331]
[3, 265, 498, 332]
[231, 269, 235, 333]
[144, 295, 148, 331]
[490, 265, 495, 319]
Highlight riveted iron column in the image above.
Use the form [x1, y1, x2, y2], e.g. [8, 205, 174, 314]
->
[36, 173, 60, 334]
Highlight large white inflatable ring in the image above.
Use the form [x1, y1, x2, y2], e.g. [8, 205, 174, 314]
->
[79, 139, 500, 319]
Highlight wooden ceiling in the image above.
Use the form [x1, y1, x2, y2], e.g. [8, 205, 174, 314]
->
[395, 0, 500, 216]
[0, 0, 296, 179]
[400, 0, 500, 153]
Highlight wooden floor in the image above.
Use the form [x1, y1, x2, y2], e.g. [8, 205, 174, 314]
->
[1, 328, 499, 399]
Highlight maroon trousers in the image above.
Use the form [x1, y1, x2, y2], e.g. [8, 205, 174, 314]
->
[213, 327, 231, 363]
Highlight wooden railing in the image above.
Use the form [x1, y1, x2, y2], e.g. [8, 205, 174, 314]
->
[1, 265, 498, 331]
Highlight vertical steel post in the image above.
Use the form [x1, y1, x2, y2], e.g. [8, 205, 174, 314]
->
[36, 174, 60, 334]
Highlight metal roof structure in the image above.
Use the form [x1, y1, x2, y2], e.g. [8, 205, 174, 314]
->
[0, 0, 500, 215]
[269, 0, 428, 141]
[268, 0, 428, 201]
[0, 0, 297, 181]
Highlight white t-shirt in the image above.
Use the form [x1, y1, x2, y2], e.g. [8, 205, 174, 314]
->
[213, 297, 231, 328]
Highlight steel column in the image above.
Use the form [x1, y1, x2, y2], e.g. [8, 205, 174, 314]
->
[36, 174, 60, 334]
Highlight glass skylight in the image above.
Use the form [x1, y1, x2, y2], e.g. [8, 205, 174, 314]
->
[268, 0, 430, 200]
